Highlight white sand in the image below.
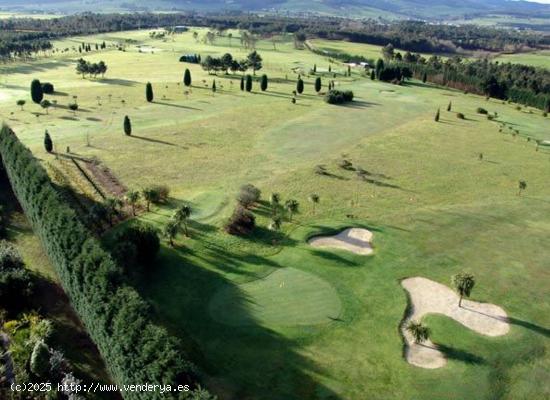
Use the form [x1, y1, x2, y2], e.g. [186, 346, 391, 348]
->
[308, 228, 373, 255]
[401, 277, 509, 369]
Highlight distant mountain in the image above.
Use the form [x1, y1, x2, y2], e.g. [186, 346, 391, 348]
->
[2, 0, 550, 21]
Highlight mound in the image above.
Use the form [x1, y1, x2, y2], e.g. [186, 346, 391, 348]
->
[401, 277, 510, 369]
[208, 268, 342, 327]
[308, 228, 373, 255]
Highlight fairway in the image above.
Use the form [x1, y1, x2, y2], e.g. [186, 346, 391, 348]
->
[1, 24, 549, 400]
[209, 268, 342, 327]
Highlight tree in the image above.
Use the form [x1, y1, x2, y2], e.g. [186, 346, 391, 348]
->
[44, 130, 53, 153]
[174, 204, 192, 237]
[163, 219, 179, 247]
[68, 103, 78, 115]
[452, 272, 475, 307]
[284, 199, 299, 221]
[269, 216, 282, 231]
[212, 80, 217, 94]
[30, 341, 50, 378]
[184, 68, 192, 87]
[382, 43, 395, 61]
[240, 76, 245, 91]
[142, 187, 155, 211]
[40, 99, 51, 114]
[313, 64, 317, 73]
[518, 180, 527, 196]
[314, 77, 322, 93]
[422, 72, 428, 83]
[238, 184, 261, 208]
[30, 79, 44, 104]
[146, 82, 154, 102]
[406, 321, 430, 344]
[123, 115, 132, 136]
[308, 194, 319, 215]
[16, 99, 26, 111]
[260, 74, 268, 91]
[435, 108, 440, 122]
[245, 74, 253, 92]
[447, 101, 452, 112]
[296, 78, 304, 94]
[126, 190, 140, 216]
[246, 51, 262, 75]
[370, 70, 375, 80]
[375, 59, 385, 80]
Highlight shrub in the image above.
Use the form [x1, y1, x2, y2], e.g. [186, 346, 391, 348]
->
[0, 240, 24, 270]
[225, 205, 255, 236]
[457, 112, 465, 119]
[237, 184, 261, 208]
[476, 107, 488, 114]
[41, 82, 55, 94]
[324, 90, 354, 104]
[338, 159, 353, 170]
[30, 341, 51, 378]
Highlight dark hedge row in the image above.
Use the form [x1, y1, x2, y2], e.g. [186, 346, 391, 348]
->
[0, 125, 213, 400]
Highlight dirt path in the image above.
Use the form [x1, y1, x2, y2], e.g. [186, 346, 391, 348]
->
[308, 228, 373, 255]
[401, 277, 509, 369]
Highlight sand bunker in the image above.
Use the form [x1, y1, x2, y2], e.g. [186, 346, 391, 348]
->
[401, 277, 509, 369]
[308, 228, 373, 255]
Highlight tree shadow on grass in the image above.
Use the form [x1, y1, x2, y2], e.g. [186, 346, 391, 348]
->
[96, 78, 139, 86]
[137, 243, 344, 400]
[308, 249, 361, 267]
[436, 344, 486, 365]
[129, 134, 177, 146]
[154, 101, 202, 111]
[507, 317, 550, 338]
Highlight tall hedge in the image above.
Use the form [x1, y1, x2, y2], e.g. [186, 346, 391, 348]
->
[0, 125, 211, 400]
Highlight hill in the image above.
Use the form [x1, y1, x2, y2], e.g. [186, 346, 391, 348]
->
[2, 0, 550, 21]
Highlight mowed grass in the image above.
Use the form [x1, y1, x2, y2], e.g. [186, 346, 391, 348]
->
[494, 50, 550, 69]
[1, 28, 550, 400]
[209, 268, 342, 327]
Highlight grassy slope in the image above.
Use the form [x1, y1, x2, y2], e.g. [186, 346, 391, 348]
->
[1, 28, 549, 400]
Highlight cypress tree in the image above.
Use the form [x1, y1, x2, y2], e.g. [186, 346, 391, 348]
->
[375, 59, 385, 80]
[145, 82, 154, 102]
[245, 74, 253, 92]
[44, 130, 53, 153]
[123, 116, 132, 136]
[183, 68, 192, 87]
[297, 78, 304, 94]
[435, 108, 440, 122]
[240, 76, 244, 91]
[260, 74, 268, 91]
[212, 80, 216, 94]
[422, 72, 427, 83]
[348, 65, 351, 76]
[370, 70, 375, 80]
[30, 79, 44, 104]
[315, 77, 322, 93]
[328, 65, 332, 73]
[313, 64, 317, 73]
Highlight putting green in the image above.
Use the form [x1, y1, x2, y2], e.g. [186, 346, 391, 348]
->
[208, 268, 342, 327]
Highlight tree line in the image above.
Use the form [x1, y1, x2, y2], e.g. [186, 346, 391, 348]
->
[0, 125, 215, 400]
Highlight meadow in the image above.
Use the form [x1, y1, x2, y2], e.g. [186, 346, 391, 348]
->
[1, 27, 549, 400]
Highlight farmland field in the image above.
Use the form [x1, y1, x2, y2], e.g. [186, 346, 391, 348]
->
[1, 27, 550, 400]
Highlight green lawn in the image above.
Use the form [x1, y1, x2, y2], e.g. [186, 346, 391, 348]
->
[1, 28, 549, 400]
[493, 50, 550, 69]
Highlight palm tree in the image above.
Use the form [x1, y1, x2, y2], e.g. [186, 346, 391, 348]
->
[126, 190, 140, 216]
[284, 199, 299, 222]
[518, 180, 527, 196]
[16, 99, 26, 111]
[451, 272, 475, 307]
[164, 219, 179, 247]
[308, 194, 319, 215]
[268, 216, 282, 231]
[40, 99, 51, 114]
[406, 321, 430, 344]
[270, 193, 280, 215]
[142, 188, 155, 212]
[174, 204, 192, 237]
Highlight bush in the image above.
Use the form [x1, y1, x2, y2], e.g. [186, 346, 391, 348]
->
[0, 240, 24, 270]
[476, 107, 488, 114]
[225, 205, 255, 236]
[324, 90, 354, 104]
[338, 159, 353, 170]
[41, 82, 55, 94]
[457, 112, 465, 119]
[30, 341, 51, 378]
[237, 184, 261, 208]
[147, 184, 170, 204]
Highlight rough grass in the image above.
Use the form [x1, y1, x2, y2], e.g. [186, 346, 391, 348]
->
[1, 28, 549, 400]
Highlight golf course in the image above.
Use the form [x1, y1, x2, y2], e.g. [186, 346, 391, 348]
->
[1, 25, 549, 400]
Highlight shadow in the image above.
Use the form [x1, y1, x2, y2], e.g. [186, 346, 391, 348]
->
[129, 135, 177, 146]
[86, 117, 102, 122]
[436, 344, 486, 365]
[154, 101, 202, 111]
[52, 91, 69, 96]
[507, 317, 550, 338]
[308, 249, 360, 267]
[96, 78, 139, 86]
[340, 100, 381, 109]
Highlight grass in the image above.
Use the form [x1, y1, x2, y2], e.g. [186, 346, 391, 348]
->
[493, 50, 550, 69]
[1, 27, 549, 400]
